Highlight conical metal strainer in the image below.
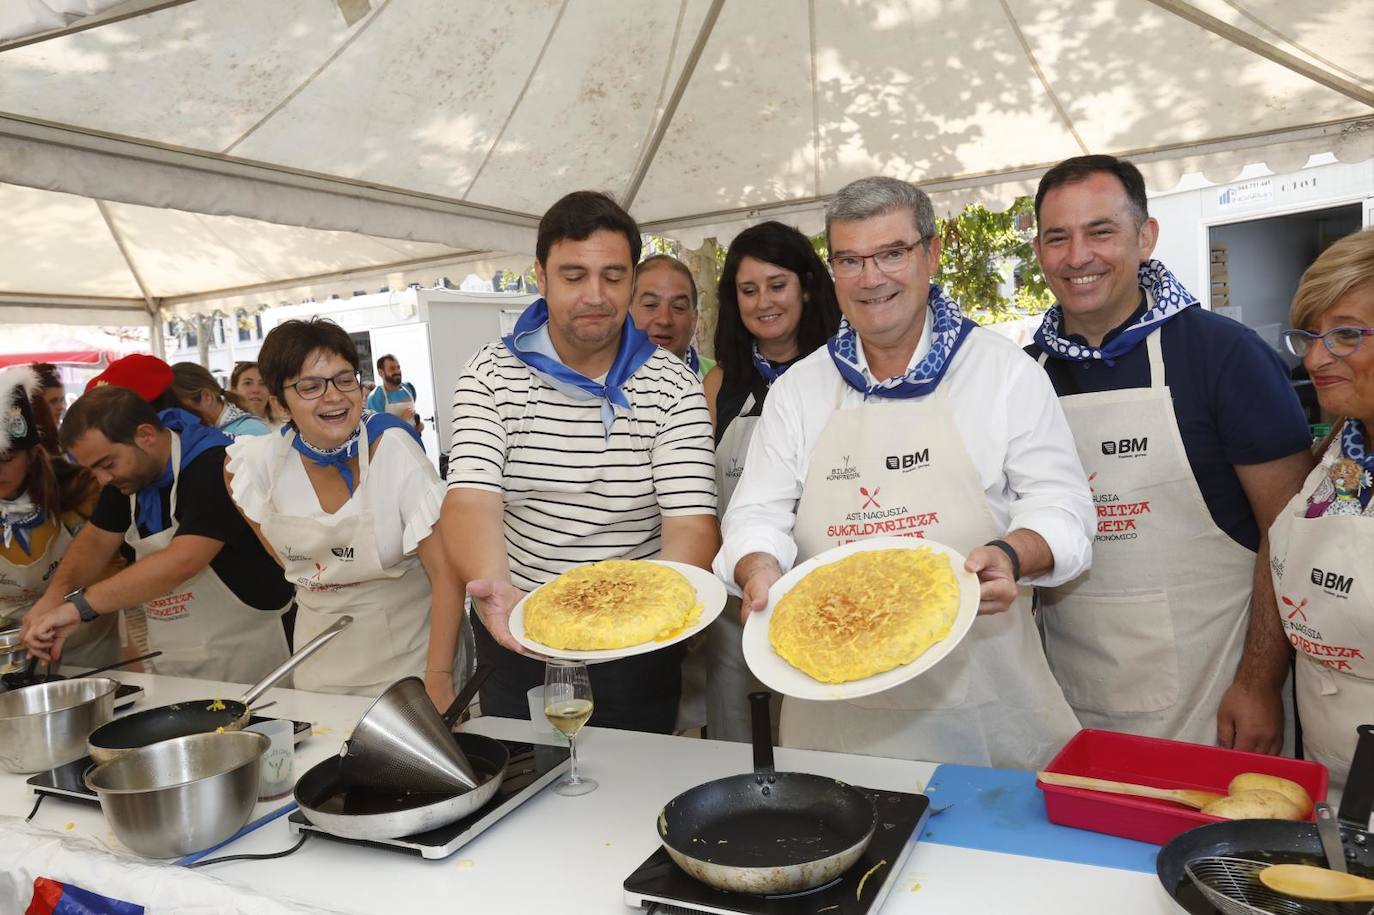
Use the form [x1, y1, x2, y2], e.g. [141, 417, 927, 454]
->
[336, 674, 483, 794]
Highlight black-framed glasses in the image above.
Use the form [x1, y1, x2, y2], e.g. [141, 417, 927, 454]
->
[829, 238, 931, 278]
[1282, 326, 1374, 359]
[285, 370, 361, 400]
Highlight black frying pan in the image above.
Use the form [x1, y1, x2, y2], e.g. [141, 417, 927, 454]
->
[657, 691, 878, 895]
[86, 616, 351, 764]
[1, 650, 162, 689]
[1158, 820, 1374, 913]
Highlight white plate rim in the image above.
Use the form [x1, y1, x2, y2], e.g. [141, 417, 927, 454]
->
[509, 560, 727, 661]
[742, 537, 981, 701]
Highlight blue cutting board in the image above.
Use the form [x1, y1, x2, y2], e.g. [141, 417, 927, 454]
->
[921, 764, 1160, 873]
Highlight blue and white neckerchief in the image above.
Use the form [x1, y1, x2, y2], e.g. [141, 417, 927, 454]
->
[1338, 419, 1374, 511]
[827, 283, 975, 399]
[287, 410, 420, 494]
[503, 298, 657, 438]
[136, 409, 232, 536]
[0, 495, 43, 554]
[751, 342, 789, 386]
[685, 345, 701, 375]
[216, 401, 254, 433]
[1034, 259, 1198, 366]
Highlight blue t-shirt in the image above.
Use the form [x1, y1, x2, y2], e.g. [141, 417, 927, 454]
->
[1025, 301, 1310, 551]
[366, 381, 417, 415]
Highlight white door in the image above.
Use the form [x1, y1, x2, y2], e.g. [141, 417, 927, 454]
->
[369, 322, 440, 468]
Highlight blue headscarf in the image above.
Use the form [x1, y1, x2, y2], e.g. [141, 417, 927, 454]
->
[827, 283, 975, 399]
[287, 410, 420, 494]
[135, 409, 232, 536]
[503, 298, 657, 437]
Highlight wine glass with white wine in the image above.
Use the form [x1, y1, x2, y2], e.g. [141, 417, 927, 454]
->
[544, 659, 597, 796]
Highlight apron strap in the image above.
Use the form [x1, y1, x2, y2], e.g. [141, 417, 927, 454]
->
[128, 432, 183, 528]
[1037, 351, 1049, 367]
[1145, 329, 1165, 390]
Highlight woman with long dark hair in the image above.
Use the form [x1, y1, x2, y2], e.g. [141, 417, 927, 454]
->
[0, 366, 121, 668]
[698, 221, 840, 739]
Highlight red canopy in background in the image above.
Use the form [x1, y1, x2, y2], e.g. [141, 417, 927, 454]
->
[0, 350, 121, 368]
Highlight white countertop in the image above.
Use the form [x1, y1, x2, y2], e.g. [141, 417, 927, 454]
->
[0, 672, 1183, 914]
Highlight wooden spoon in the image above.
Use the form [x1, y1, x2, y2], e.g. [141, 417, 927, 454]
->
[1036, 771, 1224, 810]
[1259, 864, 1374, 902]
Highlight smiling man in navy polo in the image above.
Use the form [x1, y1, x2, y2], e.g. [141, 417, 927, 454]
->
[1025, 154, 1314, 752]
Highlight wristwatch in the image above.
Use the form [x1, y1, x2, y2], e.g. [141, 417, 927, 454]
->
[64, 588, 98, 623]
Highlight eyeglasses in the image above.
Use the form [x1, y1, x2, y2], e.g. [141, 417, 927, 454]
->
[829, 239, 931, 279]
[1282, 326, 1374, 358]
[285, 370, 361, 400]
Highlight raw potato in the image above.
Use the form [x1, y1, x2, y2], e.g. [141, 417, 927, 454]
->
[1227, 773, 1314, 818]
[1202, 789, 1304, 821]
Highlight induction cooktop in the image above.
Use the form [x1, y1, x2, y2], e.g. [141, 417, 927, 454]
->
[288, 739, 570, 860]
[623, 787, 929, 915]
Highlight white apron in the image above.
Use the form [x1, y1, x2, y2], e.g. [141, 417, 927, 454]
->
[1037, 333, 1256, 744]
[125, 433, 290, 683]
[688, 400, 772, 741]
[0, 516, 119, 670]
[780, 379, 1081, 768]
[1269, 431, 1374, 798]
[259, 424, 438, 697]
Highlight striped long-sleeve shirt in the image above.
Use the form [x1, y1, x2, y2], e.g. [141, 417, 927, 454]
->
[447, 342, 717, 592]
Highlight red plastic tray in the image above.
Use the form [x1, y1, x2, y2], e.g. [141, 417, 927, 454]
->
[1037, 729, 1329, 846]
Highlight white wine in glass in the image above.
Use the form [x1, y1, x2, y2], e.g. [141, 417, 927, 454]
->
[544, 659, 597, 796]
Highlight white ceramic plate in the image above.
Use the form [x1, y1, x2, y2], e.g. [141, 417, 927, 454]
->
[742, 537, 981, 701]
[510, 560, 727, 662]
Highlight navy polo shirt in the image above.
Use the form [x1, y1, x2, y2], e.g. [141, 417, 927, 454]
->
[1025, 299, 1310, 551]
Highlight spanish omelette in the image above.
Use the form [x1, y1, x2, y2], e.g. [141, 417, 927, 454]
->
[769, 547, 960, 683]
[523, 560, 703, 650]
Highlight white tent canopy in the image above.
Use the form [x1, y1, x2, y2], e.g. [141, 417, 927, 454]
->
[1, 0, 1371, 320]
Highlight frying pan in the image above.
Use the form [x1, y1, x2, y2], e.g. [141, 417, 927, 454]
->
[87, 616, 351, 765]
[295, 666, 509, 841]
[657, 691, 878, 895]
[1158, 820, 1374, 914]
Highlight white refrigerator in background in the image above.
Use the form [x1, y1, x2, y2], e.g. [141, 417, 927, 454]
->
[369, 289, 534, 470]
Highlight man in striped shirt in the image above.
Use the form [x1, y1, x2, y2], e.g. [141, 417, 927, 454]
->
[440, 191, 720, 734]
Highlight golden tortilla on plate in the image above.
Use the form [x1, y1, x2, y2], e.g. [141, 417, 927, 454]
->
[769, 547, 960, 683]
[524, 560, 702, 650]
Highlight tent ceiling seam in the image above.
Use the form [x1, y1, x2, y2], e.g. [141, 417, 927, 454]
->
[461, 0, 571, 201]
[222, 0, 393, 155]
[997, 0, 1089, 155]
[0, 0, 197, 54]
[639, 114, 1374, 233]
[623, 0, 727, 209]
[159, 249, 485, 306]
[629, 0, 690, 193]
[1145, 0, 1374, 107]
[1220, 0, 1371, 84]
[807, 0, 821, 197]
[94, 199, 158, 316]
[0, 115, 542, 229]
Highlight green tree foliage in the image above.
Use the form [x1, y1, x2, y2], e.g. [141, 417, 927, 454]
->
[935, 197, 1053, 324]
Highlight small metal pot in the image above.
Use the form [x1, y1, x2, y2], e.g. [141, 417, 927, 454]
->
[0, 618, 26, 675]
[85, 730, 268, 858]
[0, 676, 118, 773]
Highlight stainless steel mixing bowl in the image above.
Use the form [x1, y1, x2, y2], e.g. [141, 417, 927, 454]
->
[0, 676, 118, 773]
[85, 730, 268, 858]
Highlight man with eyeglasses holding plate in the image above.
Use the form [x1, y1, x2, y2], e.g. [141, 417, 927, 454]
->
[1024, 155, 1314, 753]
[22, 357, 293, 683]
[717, 176, 1093, 768]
